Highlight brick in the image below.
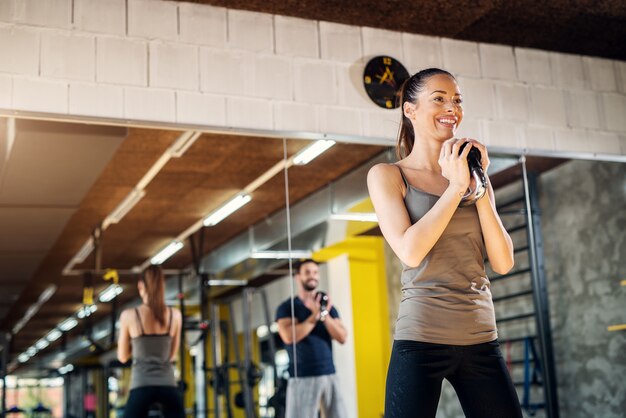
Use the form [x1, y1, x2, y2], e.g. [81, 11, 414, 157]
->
[402, 33, 442, 73]
[457, 77, 495, 119]
[294, 59, 336, 105]
[566, 90, 600, 129]
[319, 106, 361, 136]
[550, 52, 587, 89]
[15, 0, 71, 28]
[275, 15, 318, 58]
[96, 36, 147, 86]
[554, 129, 590, 153]
[69, 82, 123, 118]
[13, 78, 68, 114]
[337, 64, 371, 109]
[124, 87, 175, 123]
[74, 0, 126, 35]
[616, 61, 626, 94]
[251, 54, 292, 100]
[176, 91, 226, 126]
[41, 31, 95, 81]
[480, 44, 517, 80]
[179, 3, 226, 47]
[482, 120, 525, 148]
[362, 109, 398, 140]
[128, 0, 178, 41]
[273, 102, 318, 132]
[226, 97, 272, 130]
[0, 74, 12, 108]
[515, 48, 552, 85]
[319, 21, 362, 63]
[0, 26, 39, 75]
[199, 48, 251, 96]
[586, 132, 621, 154]
[362, 27, 403, 62]
[0, 0, 15, 22]
[441, 39, 480, 77]
[525, 125, 555, 151]
[601, 93, 626, 132]
[495, 83, 529, 122]
[149, 42, 199, 91]
[620, 136, 626, 154]
[529, 86, 567, 127]
[228, 9, 273, 53]
[584, 57, 617, 92]
[455, 117, 482, 141]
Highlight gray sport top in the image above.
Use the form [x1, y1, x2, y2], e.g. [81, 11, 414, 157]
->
[394, 165, 497, 345]
[130, 307, 176, 390]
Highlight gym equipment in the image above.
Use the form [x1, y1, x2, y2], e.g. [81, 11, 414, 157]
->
[458, 142, 487, 207]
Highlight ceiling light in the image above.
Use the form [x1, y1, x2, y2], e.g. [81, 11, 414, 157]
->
[58, 317, 78, 332]
[292, 140, 335, 165]
[250, 250, 313, 259]
[73, 238, 94, 264]
[26, 346, 37, 356]
[203, 193, 252, 226]
[169, 131, 202, 158]
[98, 284, 123, 303]
[17, 353, 30, 363]
[11, 285, 57, 334]
[35, 339, 49, 350]
[46, 329, 62, 342]
[151, 241, 184, 265]
[206, 279, 248, 286]
[77, 304, 98, 319]
[58, 364, 74, 375]
[330, 212, 378, 222]
[104, 189, 146, 227]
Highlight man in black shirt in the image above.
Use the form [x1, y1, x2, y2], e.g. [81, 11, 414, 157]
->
[275, 259, 348, 418]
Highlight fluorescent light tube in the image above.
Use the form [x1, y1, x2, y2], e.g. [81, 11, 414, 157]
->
[59, 317, 78, 332]
[17, 353, 30, 363]
[26, 346, 37, 356]
[98, 284, 123, 303]
[38, 284, 57, 303]
[77, 305, 98, 319]
[169, 131, 202, 158]
[250, 250, 313, 259]
[203, 193, 252, 226]
[105, 189, 146, 226]
[74, 238, 94, 264]
[330, 212, 378, 222]
[292, 140, 335, 165]
[46, 329, 62, 342]
[151, 241, 184, 265]
[59, 364, 74, 374]
[35, 339, 49, 350]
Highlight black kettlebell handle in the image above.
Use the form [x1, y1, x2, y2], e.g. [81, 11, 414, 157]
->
[458, 142, 487, 206]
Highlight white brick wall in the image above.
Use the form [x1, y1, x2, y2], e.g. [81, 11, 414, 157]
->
[402, 34, 442, 73]
[179, 3, 226, 47]
[149, 42, 199, 90]
[69, 82, 123, 118]
[442, 39, 480, 77]
[128, 0, 178, 41]
[13, 78, 68, 113]
[480, 44, 517, 81]
[228, 9, 273, 53]
[275, 16, 319, 58]
[15, 0, 71, 28]
[74, 0, 126, 35]
[41, 31, 95, 81]
[176, 91, 226, 126]
[96, 37, 147, 86]
[0, 0, 624, 158]
[319, 22, 362, 63]
[0, 26, 39, 75]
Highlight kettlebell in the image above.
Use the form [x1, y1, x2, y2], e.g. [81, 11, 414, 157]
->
[458, 142, 487, 207]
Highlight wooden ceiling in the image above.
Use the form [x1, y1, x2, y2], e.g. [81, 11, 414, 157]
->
[3, 123, 385, 358]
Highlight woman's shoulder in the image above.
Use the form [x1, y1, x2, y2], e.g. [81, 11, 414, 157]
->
[368, 163, 403, 183]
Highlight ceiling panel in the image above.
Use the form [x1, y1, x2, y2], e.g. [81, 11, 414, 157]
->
[0, 207, 75, 252]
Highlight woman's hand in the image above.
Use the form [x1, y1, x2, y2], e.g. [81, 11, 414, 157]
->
[438, 138, 472, 193]
[468, 139, 490, 172]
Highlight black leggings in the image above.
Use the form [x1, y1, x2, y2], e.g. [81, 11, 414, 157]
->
[124, 386, 185, 418]
[385, 339, 523, 418]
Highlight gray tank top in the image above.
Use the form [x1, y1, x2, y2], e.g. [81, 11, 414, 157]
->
[394, 165, 497, 345]
[130, 307, 176, 389]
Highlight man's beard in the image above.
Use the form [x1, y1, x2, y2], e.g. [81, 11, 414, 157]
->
[303, 279, 318, 291]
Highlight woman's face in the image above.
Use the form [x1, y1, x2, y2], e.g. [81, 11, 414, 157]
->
[405, 74, 463, 142]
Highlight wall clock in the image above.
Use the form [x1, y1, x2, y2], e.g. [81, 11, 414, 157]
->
[363, 56, 410, 109]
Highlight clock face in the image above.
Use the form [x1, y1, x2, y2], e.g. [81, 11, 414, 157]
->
[363, 56, 410, 109]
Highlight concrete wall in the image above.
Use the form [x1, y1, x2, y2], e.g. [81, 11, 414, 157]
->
[0, 0, 624, 157]
[383, 159, 626, 417]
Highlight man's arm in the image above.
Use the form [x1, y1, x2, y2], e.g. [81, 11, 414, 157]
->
[322, 315, 347, 344]
[277, 314, 318, 344]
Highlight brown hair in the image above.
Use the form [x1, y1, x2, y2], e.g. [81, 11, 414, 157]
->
[294, 259, 318, 275]
[396, 68, 455, 160]
[140, 265, 167, 326]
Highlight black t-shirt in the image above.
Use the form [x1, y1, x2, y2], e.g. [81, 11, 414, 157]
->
[275, 297, 340, 377]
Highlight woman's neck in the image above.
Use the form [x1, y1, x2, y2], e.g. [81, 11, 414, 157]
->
[403, 137, 443, 172]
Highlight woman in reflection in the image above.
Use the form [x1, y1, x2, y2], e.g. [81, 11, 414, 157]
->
[117, 265, 184, 418]
[367, 68, 522, 418]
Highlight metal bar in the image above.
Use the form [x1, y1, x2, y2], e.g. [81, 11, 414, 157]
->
[507, 223, 529, 234]
[258, 289, 278, 384]
[1, 333, 8, 417]
[492, 289, 533, 303]
[490, 267, 531, 282]
[496, 312, 535, 323]
[178, 275, 187, 398]
[501, 335, 537, 344]
[241, 288, 256, 418]
[514, 245, 530, 254]
[497, 195, 525, 211]
[522, 161, 560, 418]
[210, 303, 222, 418]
